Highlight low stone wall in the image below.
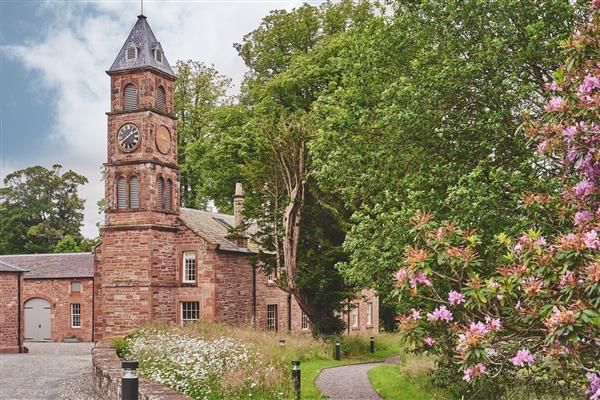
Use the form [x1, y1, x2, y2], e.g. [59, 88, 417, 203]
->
[92, 339, 190, 400]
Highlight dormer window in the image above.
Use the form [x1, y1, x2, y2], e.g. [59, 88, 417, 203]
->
[154, 48, 163, 64]
[126, 45, 138, 61]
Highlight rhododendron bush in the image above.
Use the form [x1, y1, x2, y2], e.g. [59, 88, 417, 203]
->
[394, 5, 599, 399]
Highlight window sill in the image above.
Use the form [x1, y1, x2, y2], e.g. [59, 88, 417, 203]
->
[71, 326, 81, 329]
[181, 282, 197, 287]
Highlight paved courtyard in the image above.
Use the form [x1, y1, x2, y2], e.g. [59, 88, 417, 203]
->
[0, 342, 94, 400]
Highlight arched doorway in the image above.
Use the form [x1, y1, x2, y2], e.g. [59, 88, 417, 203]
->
[24, 298, 52, 341]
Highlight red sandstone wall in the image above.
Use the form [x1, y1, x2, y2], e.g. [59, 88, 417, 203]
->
[22, 278, 94, 342]
[0, 272, 21, 352]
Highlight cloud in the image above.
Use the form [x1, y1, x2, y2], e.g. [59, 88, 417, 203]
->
[2, 0, 308, 238]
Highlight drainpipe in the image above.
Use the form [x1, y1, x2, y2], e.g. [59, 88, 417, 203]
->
[287, 294, 292, 332]
[252, 266, 256, 327]
[347, 299, 351, 335]
[17, 272, 22, 353]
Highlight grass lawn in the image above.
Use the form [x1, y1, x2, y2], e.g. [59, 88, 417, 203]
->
[368, 353, 447, 400]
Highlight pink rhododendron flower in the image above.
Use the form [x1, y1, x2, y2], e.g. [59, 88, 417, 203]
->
[426, 305, 453, 322]
[485, 316, 502, 332]
[410, 270, 432, 288]
[579, 74, 600, 95]
[593, 0, 600, 10]
[573, 180, 595, 197]
[584, 230, 600, 249]
[411, 308, 421, 320]
[448, 290, 466, 305]
[424, 337, 436, 347]
[545, 96, 564, 111]
[470, 321, 490, 336]
[536, 140, 549, 154]
[511, 349, 534, 367]
[545, 82, 561, 91]
[395, 268, 408, 284]
[586, 372, 600, 400]
[574, 210, 593, 226]
[562, 125, 577, 141]
[463, 363, 487, 382]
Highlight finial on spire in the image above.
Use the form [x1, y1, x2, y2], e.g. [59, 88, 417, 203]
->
[141, 0, 143, 16]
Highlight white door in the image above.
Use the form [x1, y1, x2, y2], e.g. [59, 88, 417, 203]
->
[24, 298, 52, 341]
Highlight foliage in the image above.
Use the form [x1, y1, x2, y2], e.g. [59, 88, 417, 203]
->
[308, 0, 586, 310]
[0, 165, 88, 254]
[392, 6, 600, 399]
[115, 323, 405, 400]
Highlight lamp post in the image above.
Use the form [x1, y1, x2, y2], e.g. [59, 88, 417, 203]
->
[334, 341, 341, 360]
[279, 339, 286, 348]
[292, 360, 301, 400]
[370, 336, 375, 353]
[122, 360, 139, 400]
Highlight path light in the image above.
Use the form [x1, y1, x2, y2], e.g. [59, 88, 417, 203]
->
[335, 342, 341, 360]
[279, 339, 286, 348]
[370, 336, 375, 353]
[122, 360, 139, 400]
[292, 360, 301, 400]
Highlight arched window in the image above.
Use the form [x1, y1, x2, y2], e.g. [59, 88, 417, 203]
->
[157, 177, 164, 209]
[126, 45, 138, 61]
[156, 86, 165, 112]
[129, 176, 140, 209]
[165, 178, 172, 211]
[123, 84, 138, 111]
[117, 177, 127, 209]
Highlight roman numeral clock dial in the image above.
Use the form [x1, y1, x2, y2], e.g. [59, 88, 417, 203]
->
[117, 123, 141, 152]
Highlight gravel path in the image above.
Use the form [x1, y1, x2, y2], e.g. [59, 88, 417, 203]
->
[0, 342, 94, 400]
[315, 357, 398, 400]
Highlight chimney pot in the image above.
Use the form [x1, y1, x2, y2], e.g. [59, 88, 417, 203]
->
[233, 182, 244, 228]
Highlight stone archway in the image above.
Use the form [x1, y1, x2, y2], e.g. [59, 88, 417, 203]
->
[24, 298, 52, 341]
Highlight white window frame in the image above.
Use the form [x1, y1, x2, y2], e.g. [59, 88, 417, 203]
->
[367, 302, 373, 326]
[181, 301, 200, 324]
[182, 251, 197, 283]
[267, 269, 275, 283]
[71, 303, 81, 328]
[351, 304, 359, 328]
[301, 311, 309, 330]
[267, 304, 277, 331]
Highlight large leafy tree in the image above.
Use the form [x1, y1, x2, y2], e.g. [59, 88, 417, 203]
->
[0, 165, 88, 254]
[310, 0, 586, 308]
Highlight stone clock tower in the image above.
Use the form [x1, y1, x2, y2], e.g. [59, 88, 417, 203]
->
[94, 14, 179, 339]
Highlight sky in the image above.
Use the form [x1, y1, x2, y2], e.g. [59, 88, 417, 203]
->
[1, 0, 316, 238]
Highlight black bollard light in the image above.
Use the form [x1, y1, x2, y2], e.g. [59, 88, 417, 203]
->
[292, 360, 301, 400]
[122, 360, 139, 400]
[334, 341, 341, 360]
[370, 336, 375, 353]
[279, 339, 286, 348]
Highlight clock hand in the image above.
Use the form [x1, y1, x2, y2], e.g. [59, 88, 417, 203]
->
[119, 131, 135, 146]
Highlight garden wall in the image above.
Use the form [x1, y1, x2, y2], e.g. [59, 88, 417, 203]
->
[92, 339, 190, 400]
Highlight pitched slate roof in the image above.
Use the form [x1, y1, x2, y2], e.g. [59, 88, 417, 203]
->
[0, 259, 28, 273]
[108, 15, 175, 78]
[0, 253, 93, 279]
[179, 208, 259, 253]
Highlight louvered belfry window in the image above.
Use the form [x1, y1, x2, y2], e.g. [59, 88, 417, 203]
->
[156, 86, 165, 112]
[123, 84, 138, 111]
[117, 177, 127, 209]
[126, 45, 137, 61]
[129, 176, 140, 209]
[157, 177, 164, 209]
[165, 179, 172, 210]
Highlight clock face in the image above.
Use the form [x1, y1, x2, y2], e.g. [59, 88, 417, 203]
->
[156, 125, 171, 154]
[117, 123, 140, 152]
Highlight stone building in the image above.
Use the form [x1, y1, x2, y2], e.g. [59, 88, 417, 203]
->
[0, 14, 378, 353]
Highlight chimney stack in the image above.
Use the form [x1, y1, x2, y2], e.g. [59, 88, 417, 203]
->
[233, 182, 244, 228]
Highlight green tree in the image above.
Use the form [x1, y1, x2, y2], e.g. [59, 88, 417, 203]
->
[0, 165, 88, 254]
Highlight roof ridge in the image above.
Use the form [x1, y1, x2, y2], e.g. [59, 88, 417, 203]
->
[180, 207, 234, 219]
[0, 252, 92, 257]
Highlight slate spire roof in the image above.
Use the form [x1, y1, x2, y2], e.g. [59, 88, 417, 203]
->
[108, 14, 175, 78]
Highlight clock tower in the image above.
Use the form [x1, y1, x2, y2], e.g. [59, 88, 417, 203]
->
[94, 14, 179, 339]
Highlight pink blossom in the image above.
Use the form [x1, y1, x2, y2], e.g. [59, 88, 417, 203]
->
[573, 180, 595, 197]
[562, 125, 577, 141]
[574, 210, 593, 226]
[395, 268, 408, 284]
[411, 308, 421, 320]
[410, 270, 432, 288]
[545, 82, 561, 91]
[535, 237, 547, 246]
[426, 305, 453, 322]
[545, 96, 564, 111]
[579, 74, 600, 95]
[586, 372, 600, 400]
[511, 349, 534, 367]
[424, 337, 436, 347]
[463, 363, 487, 382]
[448, 290, 466, 305]
[469, 321, 490, 336]
[593, 0, 600, 10]
[485, 316, 502, 332]
[536, 140, 549, 154]
[583, 230, 600, 249]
